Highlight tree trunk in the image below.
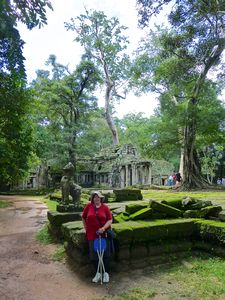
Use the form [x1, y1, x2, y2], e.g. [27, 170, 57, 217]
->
[181, 99, 208, 190]
[69, 129, 77, 172]
[178, 146, 184, 179]
[105, 81, 119, 145]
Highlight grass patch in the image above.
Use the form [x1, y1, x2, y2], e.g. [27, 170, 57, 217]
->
[93, 254, 225, 300]
[41, 197, 58, 211]
[142, 190, 225, 202]
[93, 288, 157, 300]
[115, 287, 157, 300]
[169, 255, 225, 300]
[51, 244, 65, 262]
[36, 223, 55, 244]
[0, 200, 13, 208]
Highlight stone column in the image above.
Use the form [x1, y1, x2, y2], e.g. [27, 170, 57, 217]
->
[148, 164, 152, 185]
[120, 167, 125, 188]
[132, 164, 136, 185]
[125, 165, 129, 187]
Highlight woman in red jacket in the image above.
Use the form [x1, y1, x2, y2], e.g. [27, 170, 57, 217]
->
[82, 191, 112, 283]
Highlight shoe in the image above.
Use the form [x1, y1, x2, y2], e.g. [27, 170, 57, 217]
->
[92, 272, 101, 283]
[103, 272, 109, 283]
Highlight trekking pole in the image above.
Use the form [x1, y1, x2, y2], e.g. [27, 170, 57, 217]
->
[94, 231, 106, 284]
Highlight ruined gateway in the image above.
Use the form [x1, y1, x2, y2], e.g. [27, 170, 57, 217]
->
[77, 144, 173, 188]
[18, 144, 173, 189]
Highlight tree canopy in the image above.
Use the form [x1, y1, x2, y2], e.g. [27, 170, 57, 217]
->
[65, 10, 131, 145]
[0, 0, 52, 188]
[135, 0, 225, 189]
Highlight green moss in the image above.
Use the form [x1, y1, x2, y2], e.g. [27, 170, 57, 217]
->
[200, 205, 222, 218]
[149, 200, 182, 217]
[161, 199, 183, 209]
[183, 210, 201, 218]
[112, 223, 134, 244]
[196, 220, 225, 245]
[125, 202, 148, 214]
[130, 208, 153, 220]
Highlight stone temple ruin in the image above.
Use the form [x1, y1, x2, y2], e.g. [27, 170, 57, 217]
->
[77, 144, 173, 188]
[17, 144, 173, 190]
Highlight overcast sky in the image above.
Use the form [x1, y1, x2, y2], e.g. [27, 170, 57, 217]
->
[18, 0, 159, 118]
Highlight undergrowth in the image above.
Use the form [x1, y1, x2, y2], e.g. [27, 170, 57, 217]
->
[51, 244, 65, 262]
[36, 223, 55, 244]
[0, 200, 13, 208]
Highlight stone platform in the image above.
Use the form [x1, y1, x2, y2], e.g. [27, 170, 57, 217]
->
[47, 210, 82, 238]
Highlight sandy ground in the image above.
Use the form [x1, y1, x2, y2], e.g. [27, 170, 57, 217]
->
[0, 195, 110, 300]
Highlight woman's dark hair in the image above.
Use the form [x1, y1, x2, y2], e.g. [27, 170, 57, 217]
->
[90, 191, 104, 203]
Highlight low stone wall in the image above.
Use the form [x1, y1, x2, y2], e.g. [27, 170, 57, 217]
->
[47, 211, 81, 238]
[61, 218, 225, 274]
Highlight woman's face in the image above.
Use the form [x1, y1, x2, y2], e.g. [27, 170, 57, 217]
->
[93, 194, 101, 206]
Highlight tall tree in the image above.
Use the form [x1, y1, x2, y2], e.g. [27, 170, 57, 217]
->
[0, 0, 52, 188]
[136, 0, 225, 189]
[32, 55, 101, 170]
[65, 10, 131, 145]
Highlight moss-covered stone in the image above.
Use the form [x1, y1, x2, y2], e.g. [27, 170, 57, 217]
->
[130, 208, 153, 220]
[200, 205, 222, 218]
[71, 229, 86, 250]
[130, 243, 148, 259]
[112, 222, 134, 244]
[161, 199, 183, 209]
[112, 219, 197, 244]
[114, 212, 130, 223]
[149, 200, 182, 217]
[183, 210, 201, 218]
[61, 221, 83, 240]
[113, 189, 143, 201]
[125, 202, 148, 214]
[136, 219, 197, 241]
[47, 211, 81, 227]
[182, 197, 212, 210]
[196, 219, 225, 245]
[219, 211, 225, 222]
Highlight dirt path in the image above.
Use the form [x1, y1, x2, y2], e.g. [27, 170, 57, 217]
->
[0, 195, 108, 300]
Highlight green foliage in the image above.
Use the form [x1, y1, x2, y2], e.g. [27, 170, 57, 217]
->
[66, 10, 131, 144]
[0, 75, 33, 187]
[0, 200, 13, 208]
[133, 1, 225, 187]
[43, 198, 58, 211]
[66, 10, 130, 83]
[0, 0, 51, 188]
[31, 55, 101, 168]
[200, 145, 224, 183]
[36, 223, 55, 244]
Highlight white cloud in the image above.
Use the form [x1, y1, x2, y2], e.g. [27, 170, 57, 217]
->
[18, 0, 158, 118]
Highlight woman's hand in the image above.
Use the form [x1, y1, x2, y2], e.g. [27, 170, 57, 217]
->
[98, 227, 105, 234]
